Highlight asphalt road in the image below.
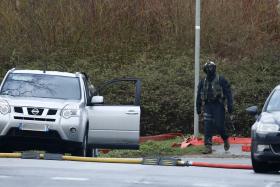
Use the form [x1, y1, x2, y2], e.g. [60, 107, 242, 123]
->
[0, 158, 279, 187]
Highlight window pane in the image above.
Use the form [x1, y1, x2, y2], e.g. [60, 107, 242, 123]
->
[0, 73, 81, 100]
[100, 81, 135, 105]
[266, 90, 280, 112]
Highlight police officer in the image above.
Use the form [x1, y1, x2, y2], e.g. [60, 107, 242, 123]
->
[196, 61, 233, 154]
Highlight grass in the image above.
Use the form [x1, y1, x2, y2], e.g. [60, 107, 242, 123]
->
[10, 136, 205, 157]
[99, 137, 205, 158]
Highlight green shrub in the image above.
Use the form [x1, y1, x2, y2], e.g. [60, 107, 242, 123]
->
[0, 1, 280, 136]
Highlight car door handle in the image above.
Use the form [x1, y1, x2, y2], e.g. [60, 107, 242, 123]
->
[126, 110, 139, 115]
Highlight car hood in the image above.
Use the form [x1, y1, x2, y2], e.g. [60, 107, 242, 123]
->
[0, 95, 81, 109]
[260, 112, 280, 125]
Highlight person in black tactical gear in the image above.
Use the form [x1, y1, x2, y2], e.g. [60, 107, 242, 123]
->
[196, 61, 233, 154]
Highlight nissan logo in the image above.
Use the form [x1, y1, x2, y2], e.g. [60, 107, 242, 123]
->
[31, 108, 40, 115]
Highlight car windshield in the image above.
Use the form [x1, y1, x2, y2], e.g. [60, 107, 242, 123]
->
[0, 73, 81, 100]
[266, 89, 280, 112]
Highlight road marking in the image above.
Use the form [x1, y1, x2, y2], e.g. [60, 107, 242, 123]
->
[51, 177, 89, 181]
[0, 175, 11, 179]
[131, 180, 152, 185]
[266, 182, 278, 187]
[193, 183, 229, 187]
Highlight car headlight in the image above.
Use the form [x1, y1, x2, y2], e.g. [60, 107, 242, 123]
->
[257, 123, 279, 134]
[0, 100, 11, 115]
[61, 104, 80, 119]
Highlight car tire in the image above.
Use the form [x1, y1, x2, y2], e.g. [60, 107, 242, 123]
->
[86, 145, 93, 157]
[251, 154, 270, 173]
[85, 129, 93, 157]
[251, 147, 280, 173]
[72, 130, 92, 157]
[0, 143, 13, 153]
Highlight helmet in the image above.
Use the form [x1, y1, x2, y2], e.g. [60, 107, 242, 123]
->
[203, 61, 216, 74]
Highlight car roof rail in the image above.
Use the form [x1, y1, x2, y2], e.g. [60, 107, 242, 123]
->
[81, 72, 89, 80]
[76, 72, 90, 79]
[9, 67, 26, 72]
[10, 68, 16, 72]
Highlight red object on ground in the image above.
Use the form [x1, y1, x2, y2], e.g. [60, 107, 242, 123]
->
[175, 135, 252, 153]
[175, 136, 251, 148]
[178, 136, 204, 148]
[212, 136, 251, 144]
[190, 161, 253, 170]
[99, 149, 111, 154]
[101, 133, 252, 154]
[242, 144, 251, 152]
[140, 133, 183, 143]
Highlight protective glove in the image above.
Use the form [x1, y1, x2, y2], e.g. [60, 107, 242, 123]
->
[228, 105, 233, 114]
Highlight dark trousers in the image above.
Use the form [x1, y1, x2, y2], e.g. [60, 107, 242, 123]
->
[203, 101, 228, 146]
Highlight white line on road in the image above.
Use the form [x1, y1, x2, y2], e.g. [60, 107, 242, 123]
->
[129, 180, 153, 185]
[51, 177, 89, 181]
[266, 182, 277, 187]
[193, 183, 229, 187]
[0, 175, 11, 179]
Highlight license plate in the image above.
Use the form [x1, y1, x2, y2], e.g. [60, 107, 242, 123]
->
[19, 123, 48, 132]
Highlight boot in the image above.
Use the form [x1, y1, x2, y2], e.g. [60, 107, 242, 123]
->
[202, 145, 212, 154]
[224, 139, 230, 151]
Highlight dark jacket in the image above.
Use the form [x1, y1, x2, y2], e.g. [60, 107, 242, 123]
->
[196, 74, 233, 114]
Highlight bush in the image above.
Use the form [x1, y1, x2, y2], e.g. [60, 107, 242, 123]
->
[0, 0, 280, 136]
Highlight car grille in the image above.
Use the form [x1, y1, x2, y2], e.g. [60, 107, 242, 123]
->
[13, 107, 58, 116]
[27, 108, 44, 115]
[14, 107, 23, 113]
[47, 109, 57, 115]
[14, 116, 55, 122]
[270, 144, 280, 154]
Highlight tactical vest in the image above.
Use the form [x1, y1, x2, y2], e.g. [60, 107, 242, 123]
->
[200, 75, 224, 103]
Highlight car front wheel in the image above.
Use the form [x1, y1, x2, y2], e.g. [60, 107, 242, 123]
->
[72, 131, 92, 157]
[251, 147, 280, 173]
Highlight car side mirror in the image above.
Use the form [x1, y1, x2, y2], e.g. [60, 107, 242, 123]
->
[246, 106, 258, 115]
[246, 106, 259, 119]
[91, 96, 104, 104]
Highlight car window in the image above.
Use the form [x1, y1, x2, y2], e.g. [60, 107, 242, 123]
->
[82, 76, 92, 104]
[266, 90, 280, 112]
[99, 81, 136, 105]
[0, 73, 81, 100]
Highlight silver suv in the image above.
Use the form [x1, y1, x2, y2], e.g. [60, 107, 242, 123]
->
[0, 68, 141, 157]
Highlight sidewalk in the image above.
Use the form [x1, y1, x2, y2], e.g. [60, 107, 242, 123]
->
[211, 144, 250, 158]
[183, 144, 250, 159]
[180, 144, 251, 165]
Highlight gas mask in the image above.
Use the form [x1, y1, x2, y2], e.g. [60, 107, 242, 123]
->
[203, 61, 216, 81]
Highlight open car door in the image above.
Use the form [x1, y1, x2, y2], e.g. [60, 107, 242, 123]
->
[87, 78, 141, 149]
